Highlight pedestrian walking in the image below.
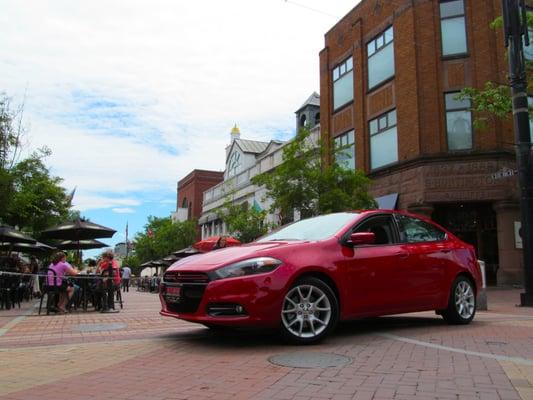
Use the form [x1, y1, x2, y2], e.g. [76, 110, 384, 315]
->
[121, 265, 131, 292]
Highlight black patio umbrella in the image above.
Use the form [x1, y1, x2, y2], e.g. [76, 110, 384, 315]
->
[162, 254, 179, 264]
[0, 241, 55, 254]
[152, 261, 166, 276]
[0, 225, 37, 244]
[172, 246, 200, 257]
[140, 260, 154, 267]
[56, 239, 108, 251]
[41, 219, 116, 241]
[140, 260, 158, 277]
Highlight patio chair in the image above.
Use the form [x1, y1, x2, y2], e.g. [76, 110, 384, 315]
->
[38, 268, 62, 315]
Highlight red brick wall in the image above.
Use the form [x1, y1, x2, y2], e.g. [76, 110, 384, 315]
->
[177, 170, 223, 221]
[320, 0, 514, 172]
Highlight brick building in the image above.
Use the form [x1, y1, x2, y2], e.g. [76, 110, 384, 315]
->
[173, 169, 224, 239]
[319, 0, 524, 285]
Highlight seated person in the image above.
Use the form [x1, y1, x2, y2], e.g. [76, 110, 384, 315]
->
[47, 251, 79, 313]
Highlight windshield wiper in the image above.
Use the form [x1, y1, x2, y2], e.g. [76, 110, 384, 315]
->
[266, 238, 299, 241]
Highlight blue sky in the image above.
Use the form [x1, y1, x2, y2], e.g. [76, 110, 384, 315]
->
[0, 0, 358, 257]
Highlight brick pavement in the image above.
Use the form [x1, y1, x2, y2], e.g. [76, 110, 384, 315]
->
[0, 289, 532, 399]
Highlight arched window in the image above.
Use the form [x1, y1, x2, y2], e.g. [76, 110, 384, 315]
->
[182, 198, 188, 208]
[299, 114, 307, 128]
[314, 112, 320, 126]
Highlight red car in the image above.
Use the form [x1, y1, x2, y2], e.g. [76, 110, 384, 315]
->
[160, 210, 482, 344]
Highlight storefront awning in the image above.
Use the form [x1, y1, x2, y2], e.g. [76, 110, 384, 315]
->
[375, 193, 398, 210]
[198, 213, 218, 225]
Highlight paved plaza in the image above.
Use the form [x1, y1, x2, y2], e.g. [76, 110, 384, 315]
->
[1, 289, 533, 400]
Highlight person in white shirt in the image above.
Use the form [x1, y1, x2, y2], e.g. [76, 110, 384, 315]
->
[121, 265, 132, 292]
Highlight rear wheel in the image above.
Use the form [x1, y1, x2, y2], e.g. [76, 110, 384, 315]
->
[280, 277, 338, 344]
[441, 276, 476, 325]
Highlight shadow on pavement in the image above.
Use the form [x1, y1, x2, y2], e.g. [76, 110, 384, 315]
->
[159, 314, 461, 349]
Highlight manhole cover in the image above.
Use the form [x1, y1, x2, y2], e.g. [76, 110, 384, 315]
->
[73, 323, 127, 332]
[268, 352, 352, 368]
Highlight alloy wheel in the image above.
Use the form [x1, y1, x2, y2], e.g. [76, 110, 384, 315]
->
[281, 284, 332, 339]
[455, 280, 475, 319]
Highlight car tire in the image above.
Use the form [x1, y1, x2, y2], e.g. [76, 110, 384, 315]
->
[280, 277, 339, 344]
[441, 275, 476, 325]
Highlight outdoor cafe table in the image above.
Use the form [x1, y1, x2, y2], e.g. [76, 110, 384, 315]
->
[68, 274, 99, 311]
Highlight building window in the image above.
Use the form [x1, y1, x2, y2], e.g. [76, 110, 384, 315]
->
[332, 57, 353, 110]
[228, 151, 241, 177]
[334, 130, 355, 170]
[440, 0, 468, 57]
[445, 92, 472, 150]
[369, 109, 398, 169]
[367, 27, 394, 90]
[299, 114, 307, 128]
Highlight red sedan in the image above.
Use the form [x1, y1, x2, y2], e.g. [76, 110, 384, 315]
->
[160, 210, 482, 344]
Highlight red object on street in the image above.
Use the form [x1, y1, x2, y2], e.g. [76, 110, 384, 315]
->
[193, 236, 241, 252]
[161, 210, 482, 344]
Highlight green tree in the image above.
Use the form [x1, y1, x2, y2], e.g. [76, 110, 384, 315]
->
[252, 128, 375, 224]
[122, 254, 142, 276]
[0, 93, 72, 235]
[218, 201, 269, 243]
[0, 93, 24, 170]
[1, 149, 71, 236]
[133, 217, 196, 263]
[457, 12, 533, 126]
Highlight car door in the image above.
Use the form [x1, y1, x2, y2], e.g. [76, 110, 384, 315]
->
[393, 214, 449, 309]
[339, 213, 411, 317]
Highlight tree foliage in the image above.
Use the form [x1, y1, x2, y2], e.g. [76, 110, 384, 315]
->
[122, 254, 142, 276]
[2, 150, 71, 235]
[458, 12, 533, 127]
[0, 93, 24, 170]
[252, 128, 376, 225]
[133, 216, 196, 263]
[218, 201, 269, 243]
[0, 93, 71, 235]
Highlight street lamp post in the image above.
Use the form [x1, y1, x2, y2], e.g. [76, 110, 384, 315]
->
[502, 0, 533, 306]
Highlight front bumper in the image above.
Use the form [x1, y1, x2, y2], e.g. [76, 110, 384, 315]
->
[159, 271, 285, 328]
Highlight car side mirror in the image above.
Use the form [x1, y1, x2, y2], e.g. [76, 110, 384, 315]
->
[349, 232, 375, 246]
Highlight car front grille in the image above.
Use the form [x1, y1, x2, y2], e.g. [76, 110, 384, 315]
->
[164, 271, 209, 284]
[165, 283, 207, 314]
[163, 271, 209, 314]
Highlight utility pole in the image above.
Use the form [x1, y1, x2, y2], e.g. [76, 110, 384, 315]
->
[502, 0, 533, 306]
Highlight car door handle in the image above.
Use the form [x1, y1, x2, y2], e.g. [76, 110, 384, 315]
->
[441, 249, 451, 254]
[396, 251, 409, 259]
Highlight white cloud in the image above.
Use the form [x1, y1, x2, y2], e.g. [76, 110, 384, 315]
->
[0, 0, 358, 212]
[112, 208, 136, 214]
[72, 193, 141, 212]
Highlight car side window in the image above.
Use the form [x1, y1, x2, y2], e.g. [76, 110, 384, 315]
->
[395, 215, 446, 243]
[353, 215, 396, 245]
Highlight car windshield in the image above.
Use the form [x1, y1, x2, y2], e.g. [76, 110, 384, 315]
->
[257, 212, 358, 242]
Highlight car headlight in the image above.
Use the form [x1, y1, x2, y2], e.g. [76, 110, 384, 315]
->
[208, 257, 283, 280]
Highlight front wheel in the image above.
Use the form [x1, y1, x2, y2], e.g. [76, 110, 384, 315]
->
[441, 276, 476, 325]
[280, 277, 339, 344]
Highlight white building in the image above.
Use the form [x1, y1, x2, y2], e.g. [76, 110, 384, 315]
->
[199, 93, 320, 239]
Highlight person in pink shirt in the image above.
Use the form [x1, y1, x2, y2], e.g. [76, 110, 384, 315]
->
[96, 250, 121, 310]
[47, 251, 79, 313]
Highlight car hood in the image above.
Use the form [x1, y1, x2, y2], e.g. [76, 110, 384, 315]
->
[167, 241, 303, 272]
